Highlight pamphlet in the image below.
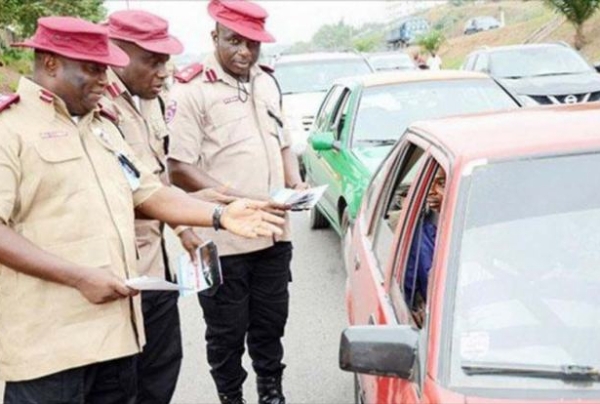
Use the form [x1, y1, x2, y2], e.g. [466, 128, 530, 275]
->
[177, 240, 223, 297]
[271, 185, 328, 211]
[125, 276, 192, 291]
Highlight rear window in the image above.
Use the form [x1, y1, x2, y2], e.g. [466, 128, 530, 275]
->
[274, 59, 372, 94]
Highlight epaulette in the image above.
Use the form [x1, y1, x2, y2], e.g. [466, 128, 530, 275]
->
[174, 63, 204, 83]
[98, 102, 119, 124]
[0, 94, 20, 113]
[259, 64, 275, 74]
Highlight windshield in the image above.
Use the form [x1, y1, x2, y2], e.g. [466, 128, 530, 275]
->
[274, 59, 372, 94]
[352, 79, 517, 146]
[449, 153, 600, 393]
[489, 47, 592, 78]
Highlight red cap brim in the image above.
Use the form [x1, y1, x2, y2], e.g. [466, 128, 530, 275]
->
[208, 2, 275, 43]
[109, 33, 184, 55]
[12, 40, 130, 67]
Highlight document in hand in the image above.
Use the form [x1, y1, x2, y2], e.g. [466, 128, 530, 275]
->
[177, 240, 223, 297]
[271, 185, 328, 211]
[125, 276, 192, 291]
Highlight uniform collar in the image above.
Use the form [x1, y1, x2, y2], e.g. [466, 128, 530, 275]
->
[203, 52, 262, 87]
[106, 69, 129, 100]
[17, 76, 91, 123]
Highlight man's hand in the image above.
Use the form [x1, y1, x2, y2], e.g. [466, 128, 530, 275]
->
[221, 199, 286, 238]
[178, 228, 204, 265]
[291, 182, 310, 191]
[73, 267, 138, 304]
[191, 186, 237, 204]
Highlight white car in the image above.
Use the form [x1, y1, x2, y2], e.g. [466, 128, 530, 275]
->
[272, 52, 374, 156]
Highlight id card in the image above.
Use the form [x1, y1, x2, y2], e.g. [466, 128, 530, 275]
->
[117, 153, 140, 191]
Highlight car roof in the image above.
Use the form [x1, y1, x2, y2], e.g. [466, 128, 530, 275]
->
[410, 103, 600, 162]
[474, 42, 569, 54]
[336, 69, 490, 88]
[274, 52, 367, 64]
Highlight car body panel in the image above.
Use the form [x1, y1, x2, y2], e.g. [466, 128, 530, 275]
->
[304, 70, 520, 236]
[343, 102, 600, 404]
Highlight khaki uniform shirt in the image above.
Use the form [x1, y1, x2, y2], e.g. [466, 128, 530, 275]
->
[0, 77, 162, 381]
[103, 69, 170, 279]
[168, 54, 291, 256]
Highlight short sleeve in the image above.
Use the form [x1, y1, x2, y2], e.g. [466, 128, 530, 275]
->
[167, 84, 205, 165]
[0, 123, 20, 224]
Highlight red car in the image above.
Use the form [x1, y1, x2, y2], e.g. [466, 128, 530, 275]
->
[339, 103, 600, 404]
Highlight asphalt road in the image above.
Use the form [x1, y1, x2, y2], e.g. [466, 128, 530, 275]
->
[0, 212, 354, 403]
[169, 212, 353, 404]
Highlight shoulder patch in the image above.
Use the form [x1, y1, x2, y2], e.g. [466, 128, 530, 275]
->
[174, 63, 204, 83]
[98, 103, 119, 124]
[0, 94, 20, 113]
[259, 64, 275, 74]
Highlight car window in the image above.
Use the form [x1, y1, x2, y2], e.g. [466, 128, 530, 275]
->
[463, 54, 478, 70]
[331, 90, 352, 140]
[274, 59, 372, 94]
[313, 85, 345, 132]
[399, 162, 446, 329]
[369, 142, 427, 275]
[473, 53, 489, 72]
[488, 46, 593, 78]
[351, 79, 517, 147]
[447, 152, 600, 392]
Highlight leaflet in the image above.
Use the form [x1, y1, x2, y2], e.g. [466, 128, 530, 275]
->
[177, 240, 223, 297]
[271, 185, 328, 211]
[125, 276, 192, 291]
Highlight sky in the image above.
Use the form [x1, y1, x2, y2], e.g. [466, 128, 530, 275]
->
[104, 0, 392, 59]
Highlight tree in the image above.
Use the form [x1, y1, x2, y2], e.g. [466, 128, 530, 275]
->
[417, 30, 445, 56]
[0, 0, 106, 38]
[544, 0, 600, 50]
[312, 20, 355, 51]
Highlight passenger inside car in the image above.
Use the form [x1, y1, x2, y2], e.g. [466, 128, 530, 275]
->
[404, 166, 446, 327]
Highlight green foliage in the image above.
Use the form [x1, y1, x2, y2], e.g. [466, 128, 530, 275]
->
[312, 20, 355, 51]
[544, 0, 600, 25]
[353, 32, 385, 53]
[0, 0, 106, 38]
[417, 30, 446, 55]
[544, 0, 600, 49]
[0, 46, 32, 73]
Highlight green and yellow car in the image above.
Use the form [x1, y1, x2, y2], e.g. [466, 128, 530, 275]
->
[303, 70, 521, 237]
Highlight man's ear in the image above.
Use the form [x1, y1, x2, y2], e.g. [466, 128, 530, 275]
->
[211, 29, 219, 44]
[43, 53, 59, 77]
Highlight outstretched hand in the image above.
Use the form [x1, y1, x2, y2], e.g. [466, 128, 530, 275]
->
[221, 199, 286, 238]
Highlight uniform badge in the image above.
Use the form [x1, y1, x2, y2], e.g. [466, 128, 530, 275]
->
[223, 96, 239, 104]
[165, 100, 177, 124]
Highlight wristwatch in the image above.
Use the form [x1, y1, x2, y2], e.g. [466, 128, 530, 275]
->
[212, 204, 225, 231]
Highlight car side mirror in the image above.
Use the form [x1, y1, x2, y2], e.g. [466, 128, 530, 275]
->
[311, 132, 339, 151]
[339, 325, 419, 380]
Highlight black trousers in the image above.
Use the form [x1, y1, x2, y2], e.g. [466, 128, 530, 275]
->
[137, 290, 183, 404]
[4, 355, 138, 404]
[199, 242, 293, 396]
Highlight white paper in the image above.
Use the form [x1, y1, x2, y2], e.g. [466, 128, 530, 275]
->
[271, 185, 328, 210]
[125, 276, 192, 291]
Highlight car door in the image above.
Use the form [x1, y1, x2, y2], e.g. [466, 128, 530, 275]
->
[348, 136, 429, 404]
[305, 84, 352, 228]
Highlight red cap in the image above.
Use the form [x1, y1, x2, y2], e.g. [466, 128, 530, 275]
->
[208, 0, 275, 43]
[12, 16, 129, 67]
[107, 10, 184, 55]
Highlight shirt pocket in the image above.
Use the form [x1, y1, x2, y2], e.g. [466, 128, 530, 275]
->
[209, 103, 252, 147]
[29, 136, 87, 200]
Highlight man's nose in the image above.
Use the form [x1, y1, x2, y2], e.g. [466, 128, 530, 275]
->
[157, 64, 168, 79]
[238, 41, 251, 56]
